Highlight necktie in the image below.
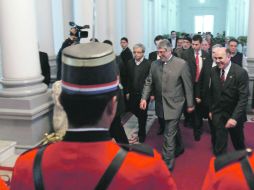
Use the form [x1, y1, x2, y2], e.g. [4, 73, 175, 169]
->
[220, 69, 225, 83]
[195, 51, 200, 82]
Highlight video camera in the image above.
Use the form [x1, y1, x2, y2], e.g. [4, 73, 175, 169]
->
[69, 21, 90, 39]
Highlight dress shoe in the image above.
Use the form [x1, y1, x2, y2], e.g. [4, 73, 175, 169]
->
[139, 137, 145, 143]
[175, 149, 185, 158]
[165, 159, 175, 172]
[183, 119, 192, 128]
[157, 128, 164, 135]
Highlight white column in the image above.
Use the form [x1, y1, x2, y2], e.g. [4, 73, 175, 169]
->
[154, 0, 163, 36]
[73, 0, 93, 43]
[0, 0, 47, 97]
[98, 0, 124, 54]
[0, 0, 53, 147]
[62, 0, 74, 40]
[95, 0, 108, 41]
[247, 0, 254, 60]
[114, 0, 126, 54]
[35, 0, 55, 56]
[125, 0, 145, 49]
[246, 0, 254, 113]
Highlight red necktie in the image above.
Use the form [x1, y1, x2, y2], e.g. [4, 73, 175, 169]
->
[195, 51, 200, 82]
[220, 69, 225, 84]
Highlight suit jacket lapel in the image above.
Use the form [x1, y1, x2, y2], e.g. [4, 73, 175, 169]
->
[222, 66, 234, 90]
[213, 67, 222, 87]
[191, 49, 196, 65]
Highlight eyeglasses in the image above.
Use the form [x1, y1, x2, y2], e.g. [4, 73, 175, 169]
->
[133, 51, 143, 54]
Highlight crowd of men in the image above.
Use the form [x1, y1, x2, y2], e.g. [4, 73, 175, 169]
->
[0, 29, 252, 190]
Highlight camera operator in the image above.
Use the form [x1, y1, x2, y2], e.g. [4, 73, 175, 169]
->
[56, 27, 79, 80]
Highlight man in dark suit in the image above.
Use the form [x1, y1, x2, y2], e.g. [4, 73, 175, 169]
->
[140, 39, 194, 171]
[168, 31, 178, 49]
[228, 38, 247, 68]
[103, 40, 129, 144]
[179, 36, 194, 128]
[198, 44, 222, 152]
[39, 51, 51, 86]
[181, 35, 213, 141]
[175, 36, 192, 58]
[125, 43, 151, 143]
[120, 37, 133, 66]
[119, 37, 133, 110]
[148, 35, 164, 62]
[56, 27, 78, 80]
[209, 47, 249, 156]
[173, 37, 184, 56]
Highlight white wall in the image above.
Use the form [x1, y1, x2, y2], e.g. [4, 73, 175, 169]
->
[226, 0, 249, 37]
[179, 0, 227, 35]
[144, 0, 179, 56]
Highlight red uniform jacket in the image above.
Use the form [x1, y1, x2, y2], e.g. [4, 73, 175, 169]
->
[202, 150, 254, 190]
[0, 178, 9, 190]
[11, 130, 177, 190]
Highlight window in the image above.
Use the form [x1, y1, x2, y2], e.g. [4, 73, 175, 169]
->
[195, 15, 214, 34]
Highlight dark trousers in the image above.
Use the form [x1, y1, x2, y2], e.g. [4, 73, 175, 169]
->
[183, 101, 192, 128]
[109, 116, 129, 144]
[129, 94, 148, 142]
[158, 117, 165, 131]
[202, 105, 216, 152]
[190, 103, 203, 138]
[208, 117, 216, 152]
[212, 113, 245, 156]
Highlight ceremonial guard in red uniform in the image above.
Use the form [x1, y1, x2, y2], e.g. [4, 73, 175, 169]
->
[11, 42, 177, 190]
[202, 148, 254, 190]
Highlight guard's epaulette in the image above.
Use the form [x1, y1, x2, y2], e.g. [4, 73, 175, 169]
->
[214, 148, 252, 172]
[20, 133, 62, 156]
[41, 133, 63, 145]
[119, 143, 154, 157]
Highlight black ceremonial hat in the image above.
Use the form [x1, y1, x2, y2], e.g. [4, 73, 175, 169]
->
[61, 42, 119, 95]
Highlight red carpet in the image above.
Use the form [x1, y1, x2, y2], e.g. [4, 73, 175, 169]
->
[144, 119, 254, 190]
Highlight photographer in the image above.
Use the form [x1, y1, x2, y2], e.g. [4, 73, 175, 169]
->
[56, 27, 78, 80]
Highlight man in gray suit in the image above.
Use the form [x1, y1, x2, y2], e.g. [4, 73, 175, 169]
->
[140, 39, 194, 171]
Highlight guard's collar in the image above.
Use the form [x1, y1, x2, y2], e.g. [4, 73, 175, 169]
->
[63, 129, 112, 142]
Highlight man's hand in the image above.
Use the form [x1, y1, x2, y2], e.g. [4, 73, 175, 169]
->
[209, 112, 212, 120]
[150, 96, 155, 101]
[140, 99, 147, 110]
[225, 118, 237, 128]
[126, 93, 130, 100]
[187, 106, 195, 113]
[195, 98, 201, 104]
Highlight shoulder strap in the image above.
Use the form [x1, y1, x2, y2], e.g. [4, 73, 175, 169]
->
[33, 145, 48, 190]
[33, 145, 129, 190]
[120, 143, 154, 157]
[95, 148, 127, 190]
[215, 149, 254, 190]
[214, 149, 248, 172]
[241, 156, 254, 190]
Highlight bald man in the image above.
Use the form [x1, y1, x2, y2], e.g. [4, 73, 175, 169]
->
[209, 47, 249, 156]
